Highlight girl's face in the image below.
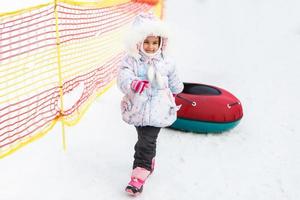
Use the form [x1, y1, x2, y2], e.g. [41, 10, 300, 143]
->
[142, 36, 160, 54]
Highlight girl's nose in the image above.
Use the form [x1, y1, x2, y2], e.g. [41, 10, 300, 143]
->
[150, 44, 156, 50]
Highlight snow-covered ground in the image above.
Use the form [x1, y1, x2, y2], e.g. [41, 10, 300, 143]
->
[1, 0, 300, 199]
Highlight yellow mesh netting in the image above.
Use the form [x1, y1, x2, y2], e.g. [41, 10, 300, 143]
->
[0, 0, 163, 158]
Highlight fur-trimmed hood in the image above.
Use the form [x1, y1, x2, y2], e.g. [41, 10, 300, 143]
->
[124, 12, 170, 59]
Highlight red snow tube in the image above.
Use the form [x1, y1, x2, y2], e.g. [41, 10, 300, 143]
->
[171, 83, 243, 133]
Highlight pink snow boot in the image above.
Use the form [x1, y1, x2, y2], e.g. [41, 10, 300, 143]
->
[125, 167, 151, 196]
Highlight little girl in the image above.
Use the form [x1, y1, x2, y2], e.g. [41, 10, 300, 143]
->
[117, 12, 183, 196]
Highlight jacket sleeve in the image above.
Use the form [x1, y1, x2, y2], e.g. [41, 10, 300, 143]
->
[117, 56, 138, 95]
[168, 63, 184, 94]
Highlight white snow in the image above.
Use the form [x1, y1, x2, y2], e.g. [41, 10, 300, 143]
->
[1, 0, 300, 199]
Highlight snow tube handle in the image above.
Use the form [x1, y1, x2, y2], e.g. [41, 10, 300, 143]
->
[227, 102, 240, 109]
[177, 94, 197, 107]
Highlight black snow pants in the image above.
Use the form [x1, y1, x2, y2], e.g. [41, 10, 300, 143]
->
[133, 126, 161, 171]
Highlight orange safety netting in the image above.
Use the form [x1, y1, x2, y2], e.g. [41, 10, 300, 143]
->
[0, 0, 163, 158]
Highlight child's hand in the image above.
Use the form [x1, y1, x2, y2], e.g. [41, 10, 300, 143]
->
[131, 80, 149, 94]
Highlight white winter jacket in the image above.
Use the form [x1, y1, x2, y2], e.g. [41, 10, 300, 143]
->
[117, 52, 183, 127]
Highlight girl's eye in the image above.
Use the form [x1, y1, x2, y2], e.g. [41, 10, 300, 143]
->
[144, 41, 149, 44]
